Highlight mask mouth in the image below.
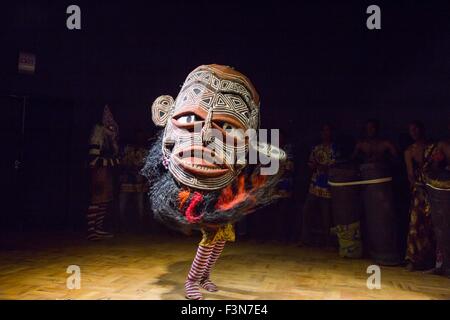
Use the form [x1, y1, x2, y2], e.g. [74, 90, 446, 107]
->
[172, 146, 229, 177]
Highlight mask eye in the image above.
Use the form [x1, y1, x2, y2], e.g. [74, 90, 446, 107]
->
[222, 122, 234, 132]
[177, 114, 197, 124]
[222, 122, 244, 139]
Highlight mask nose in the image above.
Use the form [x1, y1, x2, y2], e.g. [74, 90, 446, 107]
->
[201, 108, 214, 145]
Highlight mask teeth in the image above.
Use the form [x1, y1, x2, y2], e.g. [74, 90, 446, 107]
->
[190, 163, 216, 171]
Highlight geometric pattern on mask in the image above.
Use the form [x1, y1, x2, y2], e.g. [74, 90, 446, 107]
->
[168, 158, 238, 190]
[162, 65, 260, 190]
[165, 123, 249, 190]
[176, 86, 252, 128]
[183, 69, 256, 106]
[181, 69, 260, 129]
[152, 95, 174, 127]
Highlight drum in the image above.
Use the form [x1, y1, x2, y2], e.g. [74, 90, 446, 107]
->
[329, 163, 363, 258]
[360, 163, 401, 266]
[426, 169, 450, 276]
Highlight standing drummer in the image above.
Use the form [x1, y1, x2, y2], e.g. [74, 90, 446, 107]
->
[426, 119, 450, 275]
[352, 119, 398, 164]
[404, 121, 439, 272]
[301, 123, 339, 247]
[352, 119, 399, 264]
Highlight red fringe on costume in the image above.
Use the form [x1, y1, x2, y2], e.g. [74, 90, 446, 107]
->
[184, 192, 204, 223]
[176, 172, 273, 225]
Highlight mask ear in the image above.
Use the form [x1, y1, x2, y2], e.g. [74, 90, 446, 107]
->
[151, 95, 174, 127]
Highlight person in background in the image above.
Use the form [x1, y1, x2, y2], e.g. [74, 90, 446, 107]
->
[404, 121, 439, 271]
[119, 130, 149, 232]
[352, 119, 397, 164]
[423, 119, 450, 275]
[436, 120, 450, 170]
[86, 105, 120, 241]
[301, 123, 339, 247]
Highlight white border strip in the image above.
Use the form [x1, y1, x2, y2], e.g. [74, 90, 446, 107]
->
[426, 183, 450, 191]
[328, 177, 392, 187]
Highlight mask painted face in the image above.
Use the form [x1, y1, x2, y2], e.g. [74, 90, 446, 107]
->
[150, 65, 260, 190]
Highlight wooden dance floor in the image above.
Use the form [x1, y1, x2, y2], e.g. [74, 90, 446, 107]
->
[1, 233, 449, 300]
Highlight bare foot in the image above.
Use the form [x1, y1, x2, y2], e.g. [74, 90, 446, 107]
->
[423, 267, 443, 275]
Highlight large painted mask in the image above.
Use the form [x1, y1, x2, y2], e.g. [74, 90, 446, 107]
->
[151, 64, 261, 190]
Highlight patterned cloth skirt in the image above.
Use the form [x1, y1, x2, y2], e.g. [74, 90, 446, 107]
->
[199, 223, 235, 246]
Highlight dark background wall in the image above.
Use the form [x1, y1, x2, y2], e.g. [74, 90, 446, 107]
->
[1, 0, 450, 236]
